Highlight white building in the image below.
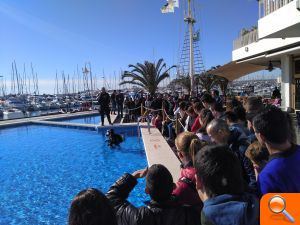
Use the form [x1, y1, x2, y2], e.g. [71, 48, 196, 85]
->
[211, 0, 300, 110]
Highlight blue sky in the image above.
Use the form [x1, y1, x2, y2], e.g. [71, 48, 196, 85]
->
[0, 0, 269, 93]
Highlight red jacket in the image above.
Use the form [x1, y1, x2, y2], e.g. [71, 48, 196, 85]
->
[191, 116, 201, 133]
[172, 165, 202, 207]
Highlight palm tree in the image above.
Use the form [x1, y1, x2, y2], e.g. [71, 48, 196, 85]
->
[120, 59, 175, 95]
[168, 75, 191, 94]
[197, 72, 218, 92]
[215, 76, 229, 97]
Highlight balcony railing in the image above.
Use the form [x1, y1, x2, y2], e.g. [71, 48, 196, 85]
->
[259, 0, 294, 18]
[233, 28, 258, 50]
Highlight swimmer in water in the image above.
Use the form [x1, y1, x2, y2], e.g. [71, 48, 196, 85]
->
[105, 129, 124, 147]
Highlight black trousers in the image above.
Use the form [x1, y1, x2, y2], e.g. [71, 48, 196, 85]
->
[117, 104, 123, 117]
[100, 108, 112, 125]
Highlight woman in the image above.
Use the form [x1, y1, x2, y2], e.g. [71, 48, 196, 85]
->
[196, 108, 214, 143]
[69, 188, 117, 225]
[191, 102, 204, 133]
[184, 106, 197, 132]
[173, 132, 206, 207]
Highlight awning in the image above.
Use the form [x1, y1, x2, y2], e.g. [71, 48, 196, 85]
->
[209, 61, 267, 81]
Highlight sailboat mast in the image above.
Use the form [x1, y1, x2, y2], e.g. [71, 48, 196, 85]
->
[89, 62, 93, 98]
[23, 64, 28, 95]
[14, 61, 21, 95]
[77, 65, 80, 94]
[11, 63, 15, 95]
[187, 0, 195, 96]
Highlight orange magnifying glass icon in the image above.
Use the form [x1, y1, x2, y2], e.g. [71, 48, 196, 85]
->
[268, 195, 295, 223]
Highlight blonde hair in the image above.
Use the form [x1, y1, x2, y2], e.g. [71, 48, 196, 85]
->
[175, 132, 207, 166]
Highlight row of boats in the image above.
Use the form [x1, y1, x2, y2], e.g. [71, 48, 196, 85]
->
[0, 93, 98, 120]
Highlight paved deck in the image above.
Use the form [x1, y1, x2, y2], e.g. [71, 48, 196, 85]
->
[140, 124, 181, 181]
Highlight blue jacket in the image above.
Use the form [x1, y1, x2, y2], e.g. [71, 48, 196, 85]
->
[230, 123, 250, 137]
[201, 193, 259, 225]
[228, 128, 257, 192]
[258, 145, 300, 195]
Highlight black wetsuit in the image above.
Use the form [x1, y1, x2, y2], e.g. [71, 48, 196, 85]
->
[97, 92, 112, 126]
[108, 133, 123, 146]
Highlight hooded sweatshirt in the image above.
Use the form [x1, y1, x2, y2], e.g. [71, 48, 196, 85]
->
[201, 193, 259, 225]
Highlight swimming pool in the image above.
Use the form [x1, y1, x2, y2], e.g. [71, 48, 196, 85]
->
[54, 114, 101, 124]
[0, 125, 148, 224]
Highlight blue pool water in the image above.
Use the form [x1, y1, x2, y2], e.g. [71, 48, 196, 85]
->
[55, 115, 101, 124]
[0, 125, 148, 225]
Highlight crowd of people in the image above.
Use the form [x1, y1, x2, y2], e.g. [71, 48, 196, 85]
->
[70, 89, 300, 225]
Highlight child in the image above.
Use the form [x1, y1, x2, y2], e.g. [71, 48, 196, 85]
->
[245, 141, 269, 180]
[173, 132, 206, 207]
[195, 145, 259, 225]
[152, 113, 163, 132]
[69, 188, 117, 225]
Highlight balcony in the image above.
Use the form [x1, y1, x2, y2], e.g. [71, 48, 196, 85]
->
[258, 0, 295, 18]
[258, 0, 300, 39]
[233, 27, 258, 50]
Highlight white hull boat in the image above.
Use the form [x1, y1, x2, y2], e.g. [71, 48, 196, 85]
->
[3, 109, 24, 120]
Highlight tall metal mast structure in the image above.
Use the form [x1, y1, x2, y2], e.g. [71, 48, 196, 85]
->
[187, 0, 195, 96]
[177, 0, 205, 96]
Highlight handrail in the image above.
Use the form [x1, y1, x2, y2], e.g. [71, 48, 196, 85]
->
[163, 108, 186, 132]
[135, 104, 187, 135]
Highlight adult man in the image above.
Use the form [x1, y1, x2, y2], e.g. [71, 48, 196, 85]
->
[116, 90, 124, 118]
[201, 93, 215, 109]
[97, 87, 112, 126]
[211, 89, 222, 105]
[272, 86, 281, 99]
[207, 119, 256, 191]
[150, 94, 163, 110]
[243, 96, 265, 143]
[111, 90, 117, 115]
[224, 111, 249, 137]
[253, 107, 300, 194]
[195, 145, 259, 225]
[106, 164, 200, 225]
[210, 102, 225, 120]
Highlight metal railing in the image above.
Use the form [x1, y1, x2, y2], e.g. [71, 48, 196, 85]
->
[233, 28, 258, 50]
[259, 0, 294, 18]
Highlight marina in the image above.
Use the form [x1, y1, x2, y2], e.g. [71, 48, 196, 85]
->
[0, 0, 300, 224]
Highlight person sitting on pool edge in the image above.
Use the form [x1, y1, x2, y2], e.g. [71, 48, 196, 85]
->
[68, 188, 117, 225]
[106, 164, 200, 225]
[106, 129, 124, 147]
